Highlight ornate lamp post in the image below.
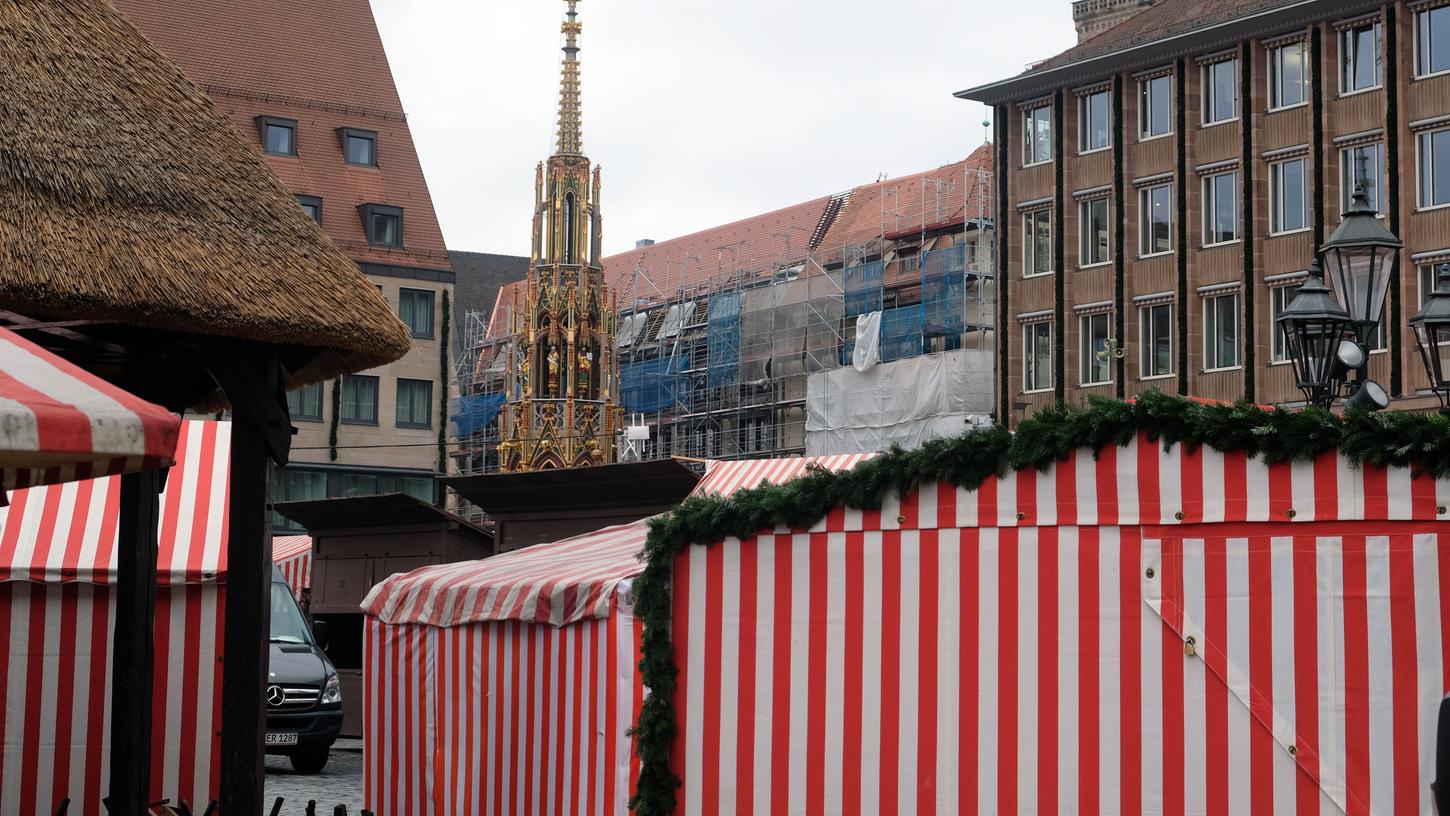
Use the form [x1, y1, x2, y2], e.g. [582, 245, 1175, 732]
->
[1409, 263, 1450, 412]
[1277, 185, 1398, 410]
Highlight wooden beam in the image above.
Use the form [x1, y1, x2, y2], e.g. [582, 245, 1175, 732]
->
[109, 468, 162, 816]
[217, 345, 285, 814]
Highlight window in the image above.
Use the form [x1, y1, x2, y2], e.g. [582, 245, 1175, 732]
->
[273, 469, 326, 531]
[1269, 41, 1309, 109]
[1421, 129, 1450, 209]
[1419, 6, 1450, 77]
[1140, 302, 1173, 378]
[1080, 312, 1112, 386]
[1024, 321, 1053, 392]
[1024, 209, 1053, 276]
[1079, 197, 1111, 266]
[1270, 158, 1308, 234]
[257, 116, 297, 156]
[341, 375, 379, 424]
[1139, 184, 1173, 256]
[399, 288, 435, 338]
[1341, 20, 1382, 93]
[396, 379, 433, 428]
[286, 382, 323, 421]
[341, 128, 377, 166]
[1023, 104, 1052, 165]
[1203, 171, 1239, 245]
[1139, 74, 1173, 139]
[1080, 90, 1111, 152]
[1422, 262, 1450, 307]
[358, 203, 403, 247]
[1269, 283, 1302, 363]
[296, 194, 322, 224]
[1203, 59, 1239, 124]
[1341, 142, 1385, 214]
[1203, 291, 1241, 370]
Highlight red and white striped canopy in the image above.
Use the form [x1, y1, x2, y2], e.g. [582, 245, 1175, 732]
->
[364, 454, 875, 629]
[692, 453, 875, 498]
[0, 327, 180, 493]
[272, 534, 312, 595]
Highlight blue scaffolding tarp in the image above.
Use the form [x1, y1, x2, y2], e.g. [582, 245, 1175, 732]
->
[622, 356, 691, 413]
[844, 260, 884, 319]
[450, 392, 506, 437]
[707, 291, 740, 389]
[881, 305, 925, 362]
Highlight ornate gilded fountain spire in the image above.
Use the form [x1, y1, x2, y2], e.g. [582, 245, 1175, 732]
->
[497, 0, 618, 472]
[556, 0, 584, 156]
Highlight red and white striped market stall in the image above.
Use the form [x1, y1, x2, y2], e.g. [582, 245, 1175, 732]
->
[662, 434, 1450, 814]
[273, 534, 312, 598]
[0, 419, 318, 815]
[360, 454, 870, 815]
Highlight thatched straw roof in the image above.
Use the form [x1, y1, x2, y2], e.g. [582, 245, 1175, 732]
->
[0, 0, 412, 386]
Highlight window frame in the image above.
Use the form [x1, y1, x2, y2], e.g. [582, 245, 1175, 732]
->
[256, 115, 298, 157]
[1079, 311, 1113, 387]
[1202, 291, 1242, 372]
[295, 194, 322, 224]
[1022, 104, 1053, 167]
[1419, 128, 1450, 210]
[398, 287, 436, 339]
[1023, 208, 1053, 277]
[1079, 89, 1112, 154]
[340, 374, 380, 425]
[1023, 321, 1054, 394]
[1268, 282, 1302, 364]
[286, 381, 324, 422]
[1268, 40, 1310, 111]
[395, 378, 434, 429]
[1339, 19, 1384, 95]
[1202, 171, 1240, 247]
[1269, 157, 1310, 235]
[1138, 74, 1174, 140]
[358, 203, 404, 247]
[1417, 6, 1450, 79]
[1139, 302, 1174, 379]
[1079, 196, 1112, 267]
[1340, 142, 1386, 215]
[339, 127, 379, 167]
[1202, 58, 1240, 126]
[1138, 183, 1174, 257]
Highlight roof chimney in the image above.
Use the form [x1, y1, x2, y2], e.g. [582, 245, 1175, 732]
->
[635, 239, 655, 249]
[1071, 0, 1158, 43]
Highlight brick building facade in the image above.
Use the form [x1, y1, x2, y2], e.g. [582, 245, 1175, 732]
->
[961, 0, 1450, 426]
[114, 0, 455, 521]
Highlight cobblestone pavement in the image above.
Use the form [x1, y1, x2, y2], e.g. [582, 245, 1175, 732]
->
[264, 745, 364, 815]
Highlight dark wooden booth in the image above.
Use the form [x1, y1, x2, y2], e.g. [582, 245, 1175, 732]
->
[275, 493, 492, 734]
[445, 458, 700, 552]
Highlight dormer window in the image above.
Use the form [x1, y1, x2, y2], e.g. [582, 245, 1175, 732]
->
[358, 203, 403, 247]
[256, 116, 297, 156]
[296, 194, 322, 224]
[340, 128, 377, 166]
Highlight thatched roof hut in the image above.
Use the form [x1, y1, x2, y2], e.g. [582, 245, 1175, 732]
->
[0, 0, 411, 387]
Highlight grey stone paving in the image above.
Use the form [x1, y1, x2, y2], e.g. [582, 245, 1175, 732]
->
[263, 747, 365, 815]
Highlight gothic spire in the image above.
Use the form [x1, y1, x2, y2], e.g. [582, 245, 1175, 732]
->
[555, 0, 583, 155]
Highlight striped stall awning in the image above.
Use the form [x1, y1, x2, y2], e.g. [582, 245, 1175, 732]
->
[272, 534, 312, 595]
[362, 518, 653, 628]
[692, 453, 875, 498]
[0, 326, 180, 493]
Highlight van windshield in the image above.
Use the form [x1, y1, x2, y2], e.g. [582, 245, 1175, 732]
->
[270, 582, 313, 645]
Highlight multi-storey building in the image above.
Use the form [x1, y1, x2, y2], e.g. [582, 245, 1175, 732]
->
[1073, 0, 1160, 43]
[115, 0, 456, 524]
[960, 0, 1450, 427]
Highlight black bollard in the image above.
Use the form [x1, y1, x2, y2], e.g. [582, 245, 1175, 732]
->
[267, 797, 284, 816]
[333, 806, 347, 816]
[305, 801, 317, 816]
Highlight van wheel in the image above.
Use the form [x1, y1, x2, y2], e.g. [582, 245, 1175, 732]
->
[289, 748, 329, 774]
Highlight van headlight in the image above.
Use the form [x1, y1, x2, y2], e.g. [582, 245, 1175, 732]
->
[321, 674, 342, 705]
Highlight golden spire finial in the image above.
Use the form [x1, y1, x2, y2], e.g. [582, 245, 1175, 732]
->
[555, 0, 584, 155]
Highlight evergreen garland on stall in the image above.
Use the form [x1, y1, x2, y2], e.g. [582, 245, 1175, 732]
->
[628, 390, 1450, 815]
[328, 378, 341, 461]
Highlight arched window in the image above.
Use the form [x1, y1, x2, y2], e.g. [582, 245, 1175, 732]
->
[564, 193, 576, 265]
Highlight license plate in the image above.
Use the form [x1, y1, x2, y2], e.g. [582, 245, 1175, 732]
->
[265, 732, 299, 746]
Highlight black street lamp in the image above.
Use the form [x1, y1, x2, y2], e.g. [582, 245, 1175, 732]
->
[1410, 263, 1450, 412]
[1320, 186, 1402, 347]
[1276, 260, 1356, 408]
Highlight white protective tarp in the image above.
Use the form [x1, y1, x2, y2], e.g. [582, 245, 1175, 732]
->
[805, 348, 992, 454]
[852, 311, 882, 371]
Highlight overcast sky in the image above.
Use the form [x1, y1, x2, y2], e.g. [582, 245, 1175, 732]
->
[369, 0, 1077, 258]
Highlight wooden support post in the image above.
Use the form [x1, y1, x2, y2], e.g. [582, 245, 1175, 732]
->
[218, 347, 284, 814]
[109, 467, 162, 816]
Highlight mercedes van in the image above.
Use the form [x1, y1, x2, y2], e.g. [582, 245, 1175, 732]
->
[265, 565, 342, 773]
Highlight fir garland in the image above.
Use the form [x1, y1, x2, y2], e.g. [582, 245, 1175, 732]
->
[1175, 58, 1189, 395]
[328, 379, 341, 461]
[628, 390, 1450, 815]
[1386, 5, 1404, 395]
[996, 104, 1011, 423]
[1112, 74, 1126, 397]
[1240, 42, 1256, 402]
[1053, 90, 1066, 402]
[439, 289, 451, 501]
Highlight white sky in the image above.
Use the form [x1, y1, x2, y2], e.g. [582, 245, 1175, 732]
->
[370, 0, 1078, 258]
